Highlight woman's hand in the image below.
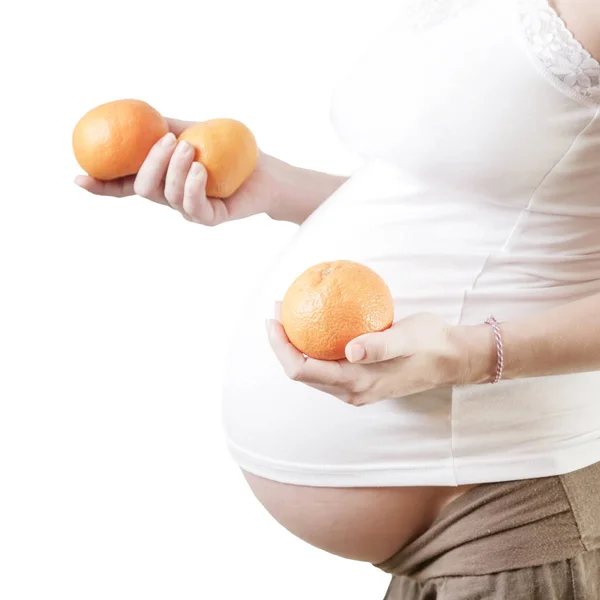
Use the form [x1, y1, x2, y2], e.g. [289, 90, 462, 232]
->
[74, 117, 348, 225]
[74, 118, 279, 226]
[267, 311, 497, 406]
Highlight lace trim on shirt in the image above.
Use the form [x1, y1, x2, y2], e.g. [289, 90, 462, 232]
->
[404, 0, 481, 30]
[518, 0, 600, 105]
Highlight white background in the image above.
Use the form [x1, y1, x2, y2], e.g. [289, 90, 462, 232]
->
[0, 0, 406, 598]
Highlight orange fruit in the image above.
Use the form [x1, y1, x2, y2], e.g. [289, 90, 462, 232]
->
[281, 260, 395, 361]
[72, 99, 168, 181]
[178, 119, 258, 198]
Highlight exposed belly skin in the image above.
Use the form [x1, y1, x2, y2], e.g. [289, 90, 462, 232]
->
[242, 470, 474, 564]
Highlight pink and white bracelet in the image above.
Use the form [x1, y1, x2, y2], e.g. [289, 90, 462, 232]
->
[484, 316, 504, 384]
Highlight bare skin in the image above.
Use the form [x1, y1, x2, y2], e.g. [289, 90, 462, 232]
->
[553, 0, 600, 60]
[248, 5, 600, 564]
[243, 472, 475, 564]
[75, 117, 347, 226]
[75, 2, 599, 566]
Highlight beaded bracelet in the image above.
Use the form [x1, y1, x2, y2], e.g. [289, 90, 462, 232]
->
[484, 316, 504, 384]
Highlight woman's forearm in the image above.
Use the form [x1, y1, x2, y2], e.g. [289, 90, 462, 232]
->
[167, 118, 348, 224]
[457, 291, 600, 385]
[262, 154, 349, 225]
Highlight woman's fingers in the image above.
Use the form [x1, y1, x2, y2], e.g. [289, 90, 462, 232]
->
[133, 132, 177, 204]
[182, 162, 229, 225]
[74, 174, 136, 197]
[182, 162, 208, 221]
[164, 141, 195, 210]
[266, 319, 307, 380]
[345, 324, 411, 365]
[74, 128, 257, 228]
[164, 117, 195, 137]
[274, 301, 282, 321]
[184, 161, 268, 224]
[266, 319, 356, 387]
[266, 318, 378, 405]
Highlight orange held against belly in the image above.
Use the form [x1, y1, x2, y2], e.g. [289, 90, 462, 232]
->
[72, 99, 168, 181]
[178, 119, 258, 198]
[281, 260, 395, 361]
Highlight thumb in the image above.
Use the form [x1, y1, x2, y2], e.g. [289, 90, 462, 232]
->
[74, 174, 135, 198]
[345, 325, 411, 364]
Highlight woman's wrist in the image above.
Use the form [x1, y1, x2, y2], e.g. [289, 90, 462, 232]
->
[449, 291, 600, 386]
[448, 323, 499, 386]
[263, 153, 349, 224]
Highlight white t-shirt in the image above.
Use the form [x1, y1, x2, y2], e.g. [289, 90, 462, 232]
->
[221, 0, 600, 487]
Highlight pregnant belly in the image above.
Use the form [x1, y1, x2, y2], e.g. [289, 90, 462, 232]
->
[222, 167, 488, 561]
[224, 290, 466, 561]
[242, 471, 474, 563]
[224, 296, 469, 562]
[224, 163, 600, 561]
[223, 164, 521, 562]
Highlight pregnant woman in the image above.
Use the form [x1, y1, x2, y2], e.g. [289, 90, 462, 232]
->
[76, 0, 600, 597]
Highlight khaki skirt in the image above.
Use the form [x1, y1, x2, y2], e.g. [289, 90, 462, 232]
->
[374, 461, 600, 599]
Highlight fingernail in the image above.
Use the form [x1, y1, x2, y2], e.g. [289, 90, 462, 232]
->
[265, 319, 272, 333]
[190, 162, 203, 177]
[176, 141, 192, 155]
[347, 344, 365, 363]
[162, 132, 176, 146]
